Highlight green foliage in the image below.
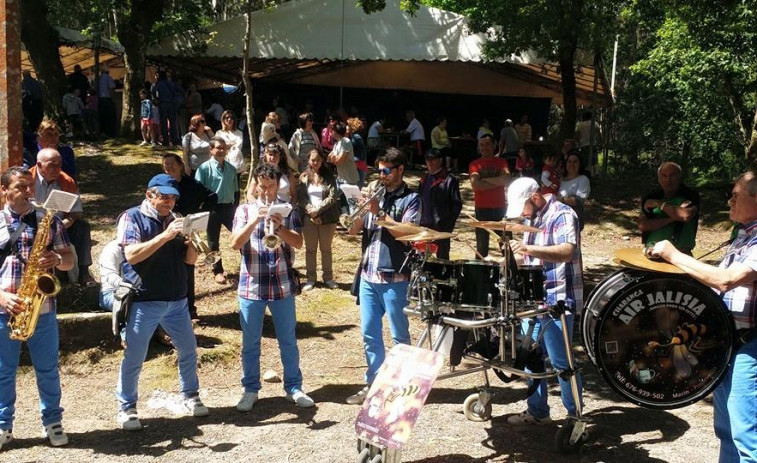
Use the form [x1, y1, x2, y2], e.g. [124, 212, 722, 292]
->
[614, 1, 757, 179]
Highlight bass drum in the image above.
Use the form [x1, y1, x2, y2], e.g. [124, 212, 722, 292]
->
[582, 269, 641, 367]
[591, 271, 734, 409]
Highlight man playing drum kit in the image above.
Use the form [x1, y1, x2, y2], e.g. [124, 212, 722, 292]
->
[504, 177, 584, 425]
[652, 171, 757, 462]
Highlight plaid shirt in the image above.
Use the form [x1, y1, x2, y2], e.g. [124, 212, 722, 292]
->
[362, 182, 421, 284]
[233, 201, 301, 301]
[0, 205, 70, 315]
[719, 219, 757, 330]
[117, 199, 173, 246]
[523, 194, 584, 312]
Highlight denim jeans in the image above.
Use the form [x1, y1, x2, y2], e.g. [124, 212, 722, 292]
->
[359, 279, 411, 384]
[99, 289, 114, 312]
[116, 299, 199, 411]
[238, 295, 303, 394]
[714, 337, 757, 462]
[522, 314, 583, 419]
[0, 312, 63, 429]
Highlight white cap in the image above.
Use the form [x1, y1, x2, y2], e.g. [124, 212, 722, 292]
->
[506, 177, 539, 219]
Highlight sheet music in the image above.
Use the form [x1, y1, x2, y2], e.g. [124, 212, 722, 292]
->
[43, 190, 79, 213]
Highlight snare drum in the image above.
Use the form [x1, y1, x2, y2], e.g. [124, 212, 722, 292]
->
[409, 258, 458, 306]
[455, 260, 500, 311]
[513, 265, 545, 302]
[587, 270, 734, 409]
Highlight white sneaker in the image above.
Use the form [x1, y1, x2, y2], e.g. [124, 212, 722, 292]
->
[0, 429, 13, 451]
[236, 392, 258, 412]
[285, 390, 315, 408]
[184, 397, 209, 417]
[506, 410, 552, 425]
[117, 408, 142, 431]
[346, 385, 370, 405]
[139, 141, 149, 146]
[42, 422, 69, 446]
[324, 280, 338, 289]
[301, 281, 316, 292]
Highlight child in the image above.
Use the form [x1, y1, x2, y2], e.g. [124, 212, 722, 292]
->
[540, 152, 560, 195]
[515, 148, 535, 178]
[139, 89, 152, 146]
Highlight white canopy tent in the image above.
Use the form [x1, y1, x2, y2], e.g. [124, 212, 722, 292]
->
[149, 0, 608, 105]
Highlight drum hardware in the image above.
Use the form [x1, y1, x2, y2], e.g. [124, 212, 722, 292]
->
[395, 229, 456, 242]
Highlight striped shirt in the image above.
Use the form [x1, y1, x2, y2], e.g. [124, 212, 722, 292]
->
[233, 201, 301, 301]
[523, 195, 584, 312]
[719, 220, 757, 329]
[0, 205, 70, 315]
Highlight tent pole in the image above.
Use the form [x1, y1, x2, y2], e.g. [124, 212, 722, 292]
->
[339, 0, 345, 109]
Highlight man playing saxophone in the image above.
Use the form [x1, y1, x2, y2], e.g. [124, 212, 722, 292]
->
[230, 164, 315, 411]
[0, 166, 74, 450]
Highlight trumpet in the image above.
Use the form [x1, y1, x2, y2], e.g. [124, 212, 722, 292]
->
[339, 184, 386, 229]
[261, 199, 282, 251]
[172, 213, 220, 266]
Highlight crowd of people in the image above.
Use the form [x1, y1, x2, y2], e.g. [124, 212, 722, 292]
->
[2, 94, 755, 463]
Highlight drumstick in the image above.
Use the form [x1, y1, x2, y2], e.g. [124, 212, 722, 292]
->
[465, 212, 504, 244]
[456, 236, 487, 261]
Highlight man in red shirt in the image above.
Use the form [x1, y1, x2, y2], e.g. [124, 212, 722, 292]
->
[468, 134, 511, 258]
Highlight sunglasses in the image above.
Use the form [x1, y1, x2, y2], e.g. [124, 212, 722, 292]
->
[378, 166, 399, 176]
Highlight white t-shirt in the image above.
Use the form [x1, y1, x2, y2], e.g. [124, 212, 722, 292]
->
[405, 118, 425, 141]
[215, 129, 246, 173]
[559, 175, 591, 201]
[99, 240, 124, 294]
[182, 132, 211, 170]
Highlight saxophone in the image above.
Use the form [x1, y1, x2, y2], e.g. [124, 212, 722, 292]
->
[8, 206, 62, 341]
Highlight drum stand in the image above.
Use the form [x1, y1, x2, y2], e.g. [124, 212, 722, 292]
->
[403, 244, 590, 454]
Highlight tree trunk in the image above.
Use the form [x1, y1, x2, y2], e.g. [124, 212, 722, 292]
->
[556, 0, 581, 142]
[19, 0, 66, 123]
[115, 0, 163, 138]
[244, 0, 260, 194]
[746, 101, 757, 168]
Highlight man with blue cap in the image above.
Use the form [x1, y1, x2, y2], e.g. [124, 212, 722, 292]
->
[113, 173, 209, 431]
[503, 177, 584, 426]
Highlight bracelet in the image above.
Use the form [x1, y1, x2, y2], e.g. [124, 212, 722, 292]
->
[53, 252, 62, 268]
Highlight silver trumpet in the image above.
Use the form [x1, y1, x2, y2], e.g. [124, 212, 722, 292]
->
[173, 213, 221, 266]
[339, 184, 386, 229]
[261, 199, 282, 251]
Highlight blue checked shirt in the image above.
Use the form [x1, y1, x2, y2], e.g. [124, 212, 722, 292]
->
[523, 195, 584, 312]
[719, 219, 757, 330]
[361, 182, 421, 284]
[233, 201, 301, 301]
[0, 205, 70, 315]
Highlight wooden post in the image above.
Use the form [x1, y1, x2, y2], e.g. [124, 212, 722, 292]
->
[0, 0, 23, 170]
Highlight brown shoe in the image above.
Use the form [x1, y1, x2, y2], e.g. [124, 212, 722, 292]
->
[214, 273, 227, 285]
[154, 328, 173, 348]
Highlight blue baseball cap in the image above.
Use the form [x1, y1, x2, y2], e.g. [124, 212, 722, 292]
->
[148, 174, 180, 197]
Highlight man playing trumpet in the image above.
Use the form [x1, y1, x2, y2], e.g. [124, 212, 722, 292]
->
[346, 148, 421, 405]
[230, 164, 315, 411]
[0, 166, 74, 449]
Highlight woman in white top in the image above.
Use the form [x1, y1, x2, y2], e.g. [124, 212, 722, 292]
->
[182, 114, 213, 175]
[557, 151, 591, 230]
[289, 112, 323, 173]
[247, 143, 297, 204]
[216, 110, 246, 202]
[296, 150, 340, 290]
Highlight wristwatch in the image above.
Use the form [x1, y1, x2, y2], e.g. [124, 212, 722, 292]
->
[377, 211, 386, 219]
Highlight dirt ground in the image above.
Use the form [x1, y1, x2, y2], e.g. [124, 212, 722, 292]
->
[1, 142, 733, 463]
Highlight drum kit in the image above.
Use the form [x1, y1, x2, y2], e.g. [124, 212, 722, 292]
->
[393, 219, 589, 454]
[357, 217, 736, 460]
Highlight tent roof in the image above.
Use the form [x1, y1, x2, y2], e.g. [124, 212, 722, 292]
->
[151, 0, 547, 64]
[22, 26, 124, 75]
[150, 0, 609, 105]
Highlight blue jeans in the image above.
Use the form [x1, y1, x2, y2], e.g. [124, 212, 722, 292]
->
[99, 289, 114, 312]
[359, 280, 411, 384]
[714, 337, 757, 462]
[238, 295, 302, 394]
[522, 314, 583, 419]
[0, 312, 63, 429]
[116, 299, 199, 411]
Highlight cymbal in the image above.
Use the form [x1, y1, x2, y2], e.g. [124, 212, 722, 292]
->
[613, 248, 686, 274]
[396, 228, 456, 242]
[378, 221, 422, 234]
[463, 220, 541, 234]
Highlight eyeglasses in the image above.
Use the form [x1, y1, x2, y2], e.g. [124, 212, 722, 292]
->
[157, 193, 178, 201]
[378, 166, 399, 175]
